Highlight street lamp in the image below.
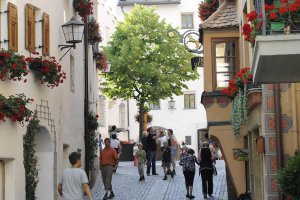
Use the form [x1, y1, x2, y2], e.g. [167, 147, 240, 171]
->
[58, 17, 84, 60]
[168, 99, 176, 110]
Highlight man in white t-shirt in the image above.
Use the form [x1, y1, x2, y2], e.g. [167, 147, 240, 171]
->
[58, 152, 93, 200]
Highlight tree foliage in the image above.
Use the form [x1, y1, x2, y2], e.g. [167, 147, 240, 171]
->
[101, 5, 199, 104]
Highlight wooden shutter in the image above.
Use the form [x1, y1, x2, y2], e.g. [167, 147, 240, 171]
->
[42, 13, 50, 55]
[8, 3, 18, 52]
[25, 4, 35, 52]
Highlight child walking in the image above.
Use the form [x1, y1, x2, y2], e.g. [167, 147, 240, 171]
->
[161, 141, 173, 180]
[179, 148, 199, 199]
[136, 143, 146, 181]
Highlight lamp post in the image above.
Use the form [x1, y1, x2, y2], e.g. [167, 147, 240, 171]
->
[168, 98, 176, 110]
[58, 17, 84, 61]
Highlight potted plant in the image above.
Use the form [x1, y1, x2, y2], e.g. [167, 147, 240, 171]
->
[277, 152, 300, 199]
[0, 93, 33, 124]
[26, 52, 66, 88]
[73, 0, 93, 21]
[0, 49, 29, 82]
[88, 18, 102, 45]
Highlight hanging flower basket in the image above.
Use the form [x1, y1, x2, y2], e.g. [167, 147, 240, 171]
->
[94, 51, 108, 71]
[26, 53, 66, 88]
[88, 18, 102, 45]
[221, 67, 253, 136]
[73, 0, 93, 21]
[0, 49, 29, 82]
[87, 111, 99, 169]
[0, 93, 33, 124]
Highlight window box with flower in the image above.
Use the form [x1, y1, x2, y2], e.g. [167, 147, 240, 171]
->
[73, 0, 93, 21]
[222, 67, 253, 135]
[198, 0, 222, 21]
[26, 52, 66, 88]
[0, 49, 29, 82]
[0, 93, 33, 124]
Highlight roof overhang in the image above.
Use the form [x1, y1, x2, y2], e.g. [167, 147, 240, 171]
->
[118, 0, 181, 6]
[252, 34, 300, 84]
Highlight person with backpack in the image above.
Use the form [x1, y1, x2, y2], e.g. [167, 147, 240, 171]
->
[199, 141, 215, 199]
[179, 148, 199, 199]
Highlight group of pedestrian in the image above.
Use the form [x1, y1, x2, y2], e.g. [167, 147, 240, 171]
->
[57, 126, 217, 200]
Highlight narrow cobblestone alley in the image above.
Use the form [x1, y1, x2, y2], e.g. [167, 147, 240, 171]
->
[86, 160, 228, 200]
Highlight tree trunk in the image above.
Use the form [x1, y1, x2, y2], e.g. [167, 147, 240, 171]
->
[139, 101, 145, 141]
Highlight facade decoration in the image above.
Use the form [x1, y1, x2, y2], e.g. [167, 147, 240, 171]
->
[23, 112, 40, 200]
[87, 111, 99, 169]
[0, 49, 29, 82]
[222, 67, 253, 135]
[73, 0, 94, 21]
[0, 93, 33, 124]
[27, 53, 66, 88]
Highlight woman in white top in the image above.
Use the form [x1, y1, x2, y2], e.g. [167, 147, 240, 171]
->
[159, 131, 167, 151]
[110, 134, 121, 172]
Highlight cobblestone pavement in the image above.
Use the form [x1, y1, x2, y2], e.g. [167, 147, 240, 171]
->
[87, 160, 228, 200]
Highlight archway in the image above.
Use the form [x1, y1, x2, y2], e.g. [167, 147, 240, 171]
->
[35, 126, 55, 200]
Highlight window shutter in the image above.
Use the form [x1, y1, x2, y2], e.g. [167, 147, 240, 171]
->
[8, 3, 18, 52]
[25, 4, 35, 52]
[42, 13, 50, 55]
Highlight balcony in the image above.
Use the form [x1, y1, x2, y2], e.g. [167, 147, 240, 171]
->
[247, 0, 300, 84]
[118, 0, 181, 6]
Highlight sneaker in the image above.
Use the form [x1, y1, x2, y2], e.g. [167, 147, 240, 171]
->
[204, 195, 207, 199]
[172, 170, 176, 175]
[208, 194, 214, 199]
[171, 172, 174, 178]
[103, 193, 108, 200]
[163, 176, 167, 180]
[186, 194, 189, 198]
[141, 175, 145, 180]
[189, 195, 195, 199]
[108, 191, 115, 199]
[139, 176, 143, 181]
[147, 173, 150, 176]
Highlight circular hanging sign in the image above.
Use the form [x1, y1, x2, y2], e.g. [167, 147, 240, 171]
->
[183, 31, 202, 53]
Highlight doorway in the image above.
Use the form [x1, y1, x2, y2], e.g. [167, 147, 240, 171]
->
[35, 127, 54, 200]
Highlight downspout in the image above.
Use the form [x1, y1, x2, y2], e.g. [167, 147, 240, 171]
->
[83, 17, 90, 178]
[127, 99, 130, 141]
[274, 83, 283, 200]
[291, 84, 299, 151]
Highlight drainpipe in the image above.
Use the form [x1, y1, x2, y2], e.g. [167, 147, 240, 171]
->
[83, 17, 90, 178]
[274, 83, 283, 200]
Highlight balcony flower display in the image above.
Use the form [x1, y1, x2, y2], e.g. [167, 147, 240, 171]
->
[242, 0, 300, 46]
[0, 93, 33, 124]
[88, 18, 102, 45]
[198, 0, 220, 21]
[26, 53, 66, 88]
[0, 49, 29, 82]
[221, 67, 253, 135]
[73, 0, 93, 21]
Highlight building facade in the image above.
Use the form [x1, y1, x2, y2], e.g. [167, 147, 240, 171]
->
[0, 0, 99, 199]
[201, 0, 300, 199]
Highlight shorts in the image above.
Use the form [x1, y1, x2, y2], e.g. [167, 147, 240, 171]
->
[162, 161, 171, 168]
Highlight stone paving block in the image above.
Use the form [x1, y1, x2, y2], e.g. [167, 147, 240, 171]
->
[85, 160, 228, 200]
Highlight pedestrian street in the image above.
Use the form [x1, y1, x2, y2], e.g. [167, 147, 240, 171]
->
[86, 160, 228, 200]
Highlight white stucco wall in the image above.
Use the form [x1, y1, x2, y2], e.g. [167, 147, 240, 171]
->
[0, 0, 99, 199]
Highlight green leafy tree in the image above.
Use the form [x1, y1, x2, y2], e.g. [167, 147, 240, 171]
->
[102, 5, 199, 138]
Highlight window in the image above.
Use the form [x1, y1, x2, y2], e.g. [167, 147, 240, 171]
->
[185, 136, 192, 145]
[184, 94, 195, 109]
[42, 13, 50, 55]
[181, 14, 194, 29]
[8, 3, 18, 52]
[148, 101, 160, 110]
[212, 38, 239, 89]
[25, 4, 36, 52]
